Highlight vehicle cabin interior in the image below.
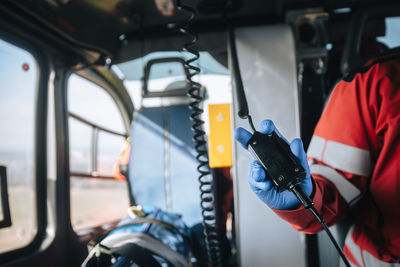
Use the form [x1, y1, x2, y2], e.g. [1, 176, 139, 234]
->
[0, 0, 399, 266]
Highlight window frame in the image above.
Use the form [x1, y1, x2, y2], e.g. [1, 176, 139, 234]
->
[0, 5, 134, 265]
[0, 31, 49, 262]
[68, 111, 128, 179]
[66, 72, 134, 232]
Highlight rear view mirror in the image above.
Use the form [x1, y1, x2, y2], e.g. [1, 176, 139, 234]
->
[142, 57, 190, 98]
[0, 166, 12, 228]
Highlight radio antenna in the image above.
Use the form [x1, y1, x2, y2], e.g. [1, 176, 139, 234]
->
[228, 27, 256, 133]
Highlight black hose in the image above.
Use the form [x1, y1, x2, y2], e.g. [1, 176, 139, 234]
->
[308, 207, 351, 267]
[176, 1, 222, 266]
[227, 26, 257, 134]
[290, 185, 351, 267]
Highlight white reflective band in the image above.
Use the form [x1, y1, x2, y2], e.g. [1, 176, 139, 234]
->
[343, 226, 363, 267]
[310, 164, 361, 204]
[307, 135, 372, 177]
[363, 251, 400, 267]
[343, 226, 400, 267]
[324, 141, 371, 177]
[307, 135, 325, 160]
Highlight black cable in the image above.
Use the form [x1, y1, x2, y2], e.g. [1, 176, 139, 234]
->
[308, 207, 351, 267]
[247, 115, 257, 133]
[290, 185, 351, 267]
[225, 5, 348, 267]
[227, 27, 258, 134]
[229, 20, 350, 264]
[176, 1, 222, 266]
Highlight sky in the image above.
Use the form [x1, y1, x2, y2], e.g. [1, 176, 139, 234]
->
[377, 17, 400, 48]
[0, 39, 37, 153]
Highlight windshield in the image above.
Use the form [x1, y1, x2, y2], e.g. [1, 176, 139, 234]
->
[115, 51, 229, 81]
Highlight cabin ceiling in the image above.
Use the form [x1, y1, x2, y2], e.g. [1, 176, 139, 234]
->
[0, 0, 397, 65]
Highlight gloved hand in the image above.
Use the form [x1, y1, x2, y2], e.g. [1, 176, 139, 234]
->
[234, 120, 313, 210]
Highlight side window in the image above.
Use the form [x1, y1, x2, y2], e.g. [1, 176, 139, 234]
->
[377, 17, 400, 48]
[0, 39, 38, 253]
[68, 74, 129, 232]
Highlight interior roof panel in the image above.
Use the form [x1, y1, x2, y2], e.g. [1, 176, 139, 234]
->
[1, 0, 398, 64]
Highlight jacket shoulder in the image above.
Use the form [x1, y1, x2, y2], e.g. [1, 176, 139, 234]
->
[343, 49, 400, 82]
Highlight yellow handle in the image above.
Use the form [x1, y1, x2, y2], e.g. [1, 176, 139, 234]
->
[208, 104, 233, 168]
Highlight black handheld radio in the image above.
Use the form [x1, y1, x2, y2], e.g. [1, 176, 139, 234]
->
[248, 131, 306, 193]
[229, 28, 351, 267]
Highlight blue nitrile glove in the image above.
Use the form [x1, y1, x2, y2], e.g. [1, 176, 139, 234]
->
[234, 120, 313, 210]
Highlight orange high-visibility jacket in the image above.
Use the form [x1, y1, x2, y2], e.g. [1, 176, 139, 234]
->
[274, 56, 400, 265]
[113, 138, 131, 181]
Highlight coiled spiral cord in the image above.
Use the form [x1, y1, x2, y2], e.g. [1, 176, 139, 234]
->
[176, 1, 222, 266]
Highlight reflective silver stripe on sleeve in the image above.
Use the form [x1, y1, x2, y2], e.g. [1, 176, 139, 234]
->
[362, 248, 400, 267]
[307, 135, 325, 160]
[343, 226, 363, 267]
[310, 164, 361, 204]
[324, 140, 371, 177]
[344, 226, 400, 267]
[307, 135, 372, 177]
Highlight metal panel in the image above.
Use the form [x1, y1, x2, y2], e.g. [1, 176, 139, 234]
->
[167, 106, 202, 227]
[231, 25, 305, 267]
[130, 108, 167, 211]
[129, 106, 202, 226]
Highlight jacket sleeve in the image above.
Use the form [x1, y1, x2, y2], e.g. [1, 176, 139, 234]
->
[273, 65, 384, 234]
